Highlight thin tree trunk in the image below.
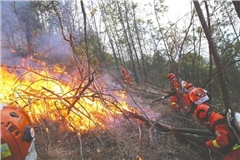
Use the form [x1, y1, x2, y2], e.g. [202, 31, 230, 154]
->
[98, 0, 119, 67]
[193, 1, 231, 112]
[153, 0, 173, 72]
[131, 1, 148, 82]
[232, 1, 240, 19]
[178, 13, 194, 77]
[109, 18, 124, 66]
[109, 13, 125, 66]
[124, 1, 142, 80]
[204, 1, 213, 91]
[116, 0, 138, 83]
[224, 4, 240, 43]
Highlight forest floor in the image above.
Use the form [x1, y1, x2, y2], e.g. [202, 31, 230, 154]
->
[34, 72, 224, 160]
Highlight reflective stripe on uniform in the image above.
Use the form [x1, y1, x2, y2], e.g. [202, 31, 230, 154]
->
[1, 143, 12, 158]
[170, 102, 176, 105]
[232, 143, 240, 150]
[212, 140, 220, 148]
[194, 96, 209, 105]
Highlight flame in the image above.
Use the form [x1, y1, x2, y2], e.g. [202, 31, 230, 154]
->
[0, 58, 136, 132]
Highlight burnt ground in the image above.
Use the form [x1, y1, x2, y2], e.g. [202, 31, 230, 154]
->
[34, 81, 224, 160]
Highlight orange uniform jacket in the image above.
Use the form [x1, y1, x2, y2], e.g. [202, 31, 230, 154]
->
[206, 112, 240, 160]
[169, 78, 193, 112]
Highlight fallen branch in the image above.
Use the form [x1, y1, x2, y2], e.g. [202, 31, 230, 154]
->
[123, 110, 214, 136]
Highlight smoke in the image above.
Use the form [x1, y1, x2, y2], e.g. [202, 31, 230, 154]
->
[97, 74, 161, 119]
[1, 49, 23, 66]
[34, 33, 72, 58]
[1, 1, 161, 133]
[1, 1, 72, 62]
[1, 1, 26, 47]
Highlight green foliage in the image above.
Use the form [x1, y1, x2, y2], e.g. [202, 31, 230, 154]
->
[78, 34, 115, 68]
[180, 53, 209, 85]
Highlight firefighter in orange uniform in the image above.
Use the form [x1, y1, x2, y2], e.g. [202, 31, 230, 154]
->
[1, 105, 37, 160]
[180, 80, 211, 111]
[167, 73, 190, 113]
[119, 66, 132, 85]
[180, 81, 195, 108]
[194, 104, 240, 160]
[167, 73, 180, 111]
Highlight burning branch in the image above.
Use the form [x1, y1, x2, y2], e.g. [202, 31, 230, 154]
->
[2, 59, 142, 133]
[67, 74, 94, 115]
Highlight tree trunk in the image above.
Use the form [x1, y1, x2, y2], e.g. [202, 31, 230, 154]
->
[90, 4, 105, 68]
[98, 1, 119, 68]
[124, 1, 143, 80]
[204, 1, 213, 91]
[132, 2, 148, 82]
[193, 1, 231, 112]
[232, 1, 240, 19]
[116, 0, 139, 83]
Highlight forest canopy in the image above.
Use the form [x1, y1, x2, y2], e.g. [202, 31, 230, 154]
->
[1, 0, 240, 111]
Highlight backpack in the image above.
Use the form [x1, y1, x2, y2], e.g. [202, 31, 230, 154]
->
[226, 109, 240, 143]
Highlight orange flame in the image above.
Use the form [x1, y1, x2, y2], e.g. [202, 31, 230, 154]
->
[0, 58, 136, 132]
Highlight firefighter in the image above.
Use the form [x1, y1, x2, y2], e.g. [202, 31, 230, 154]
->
[167, 73, 190, 113]
[1, 105, 37, 160]
[180, 81, 211, 111]
[180, 81, 195, 108]
[167, 73, 179, 111]
[119, 66, 132, 85]
[194, 104, 240, 160]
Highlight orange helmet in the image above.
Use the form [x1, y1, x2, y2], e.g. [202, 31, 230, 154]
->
[194, 104, 211, 120]
[1, 106, 35, 160]
[186, 83, 194, 91]
[167, 73, 175, 80]
[189, 87, 209, 105]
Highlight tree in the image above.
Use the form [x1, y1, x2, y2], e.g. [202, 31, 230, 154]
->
[13, 1, 42, 56]
[232, 1, 240, 19]
[193, 0, 231, 111]
[116, 1, 138, 83]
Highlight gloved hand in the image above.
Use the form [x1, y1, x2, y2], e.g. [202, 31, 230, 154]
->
[205, 140, 213, 149]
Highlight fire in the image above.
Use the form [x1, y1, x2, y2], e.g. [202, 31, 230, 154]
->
[0, 57, 136, 132]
